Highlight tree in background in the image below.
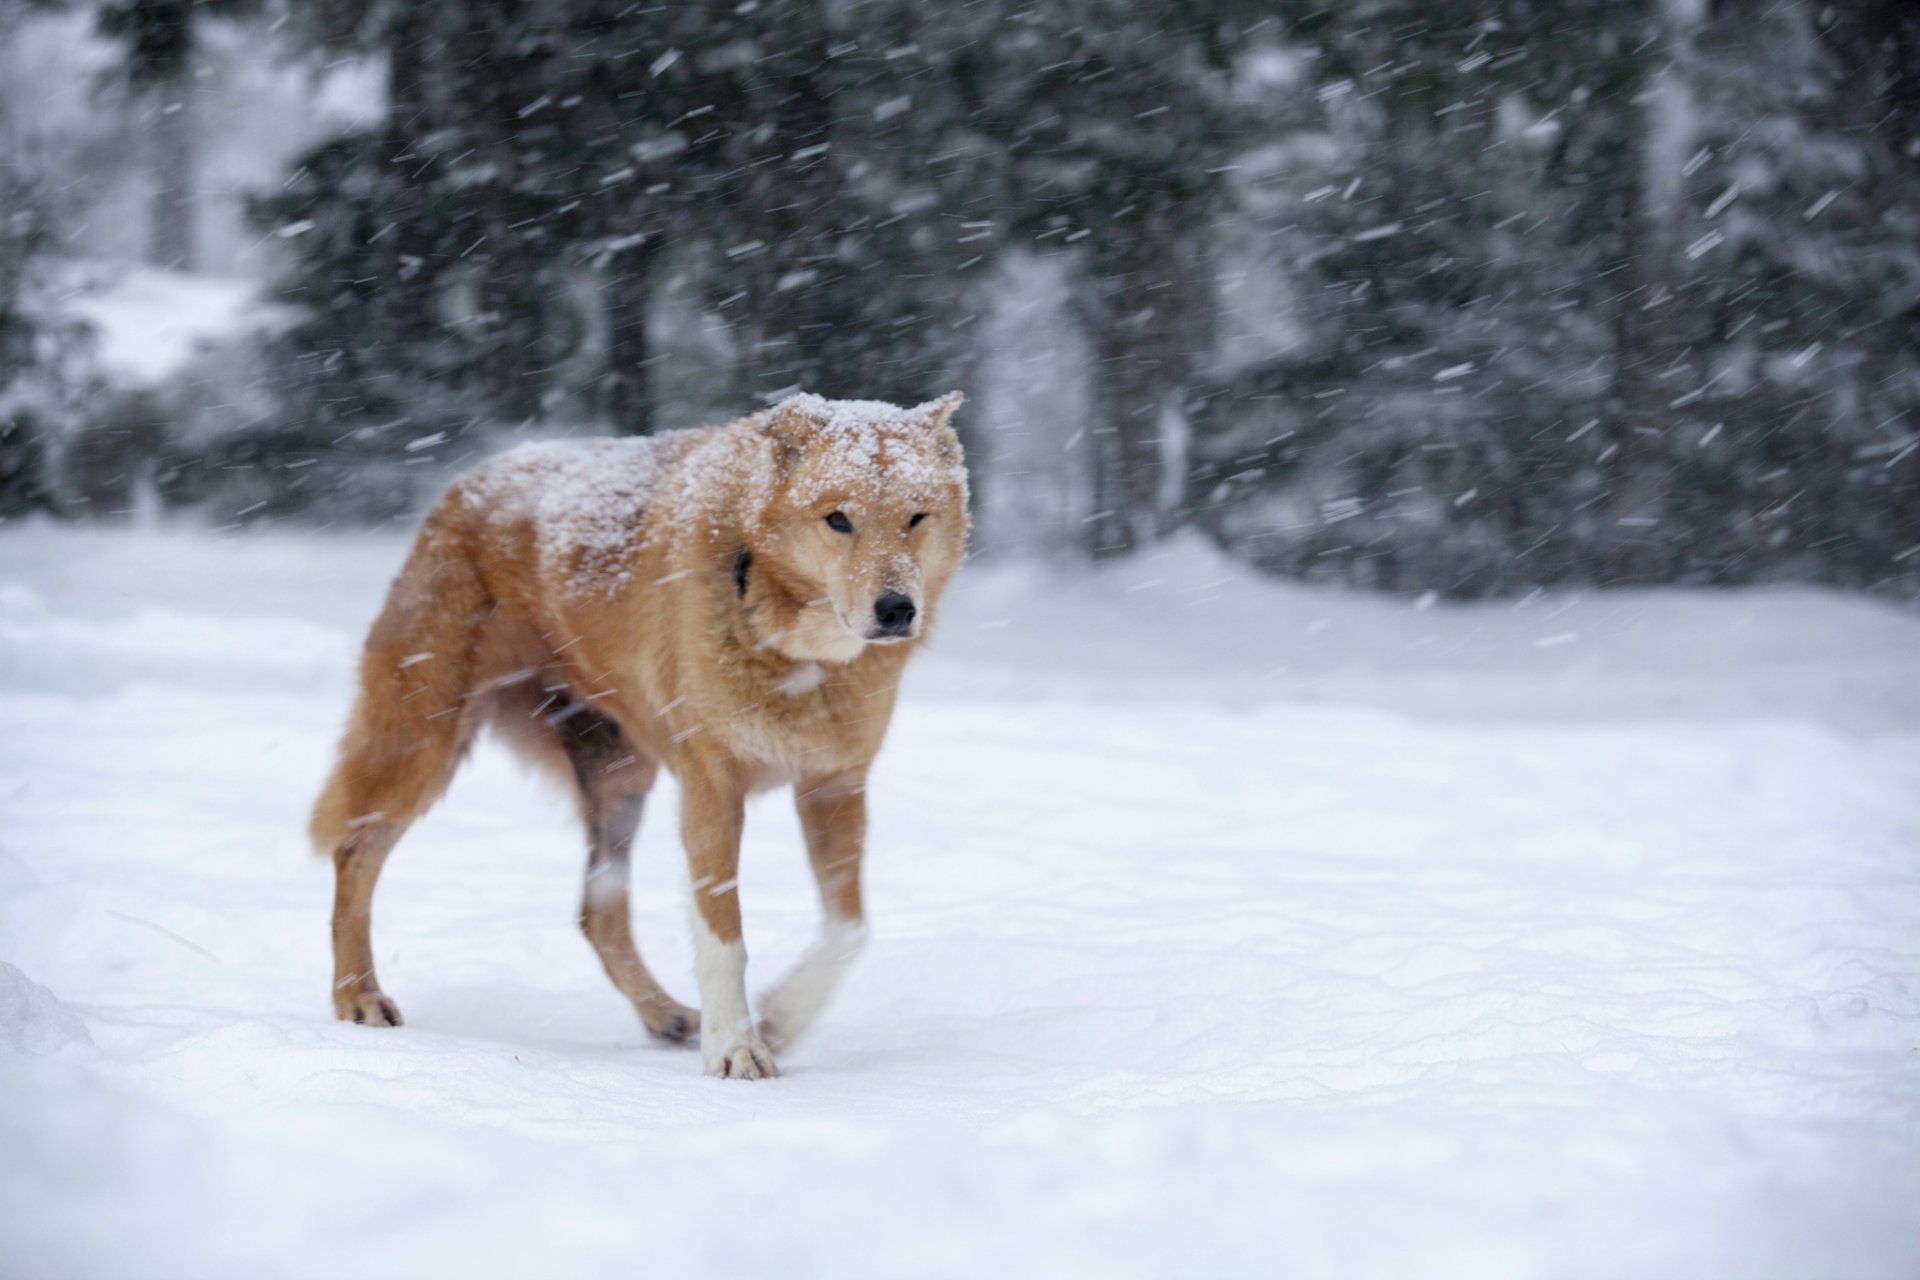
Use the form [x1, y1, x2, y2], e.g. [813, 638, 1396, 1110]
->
[1186, 0, 1918, 595]
[75, 0, 1911, 596]
[1, 4, 101, 516]
[1671, 0, 1920, 588]
[681, 1, 987, 409]
[938, 0, 1249, 556]
[257, 0, 992, 450]
[0, 97, 59, 516]
[95, 0, 260, 270]
[1186, 1, 1630, 591]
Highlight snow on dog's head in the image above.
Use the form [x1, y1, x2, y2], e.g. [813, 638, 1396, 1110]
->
[747, 391, 970, 662]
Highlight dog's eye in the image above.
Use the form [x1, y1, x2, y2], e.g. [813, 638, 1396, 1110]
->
[825, 511, 853, 534]
[908, 512, 928, 528]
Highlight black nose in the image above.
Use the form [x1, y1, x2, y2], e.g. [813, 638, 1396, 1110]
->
[873, 592, 917, 635]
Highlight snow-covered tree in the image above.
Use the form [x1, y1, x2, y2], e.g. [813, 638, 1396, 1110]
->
[95, 0, 262, 270]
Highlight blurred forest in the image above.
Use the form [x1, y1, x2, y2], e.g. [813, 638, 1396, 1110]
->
[2, 0, 1917, 595]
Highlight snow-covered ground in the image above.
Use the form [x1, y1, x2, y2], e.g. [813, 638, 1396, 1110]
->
[56, 261, 276, 387]
[3, 521, 1917, 1279]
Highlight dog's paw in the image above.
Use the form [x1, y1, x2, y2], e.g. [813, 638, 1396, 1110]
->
[704, 1037, 779, 1080]
[642, 998, 700, 1046]
[754, 920, 865, 1056]
[335, 990, 403, 1027]
[756, 985, 810, 1054]
[756, 1014, 793, 1056]
[756, 1007, 812, 1056]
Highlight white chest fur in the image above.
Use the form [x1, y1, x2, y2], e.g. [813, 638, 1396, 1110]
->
[776, 661, 827, 697]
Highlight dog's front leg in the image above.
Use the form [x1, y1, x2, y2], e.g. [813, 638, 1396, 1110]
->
[759, 770, 869, 1054]
[680, 762, 777, 1079]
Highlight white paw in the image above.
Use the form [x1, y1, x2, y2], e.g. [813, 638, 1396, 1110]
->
[704, 1035, 779, 1080]
[758, 920, 865, 1054]
[757, 980, 811, 1054]
[756, 1010, 798, 1056]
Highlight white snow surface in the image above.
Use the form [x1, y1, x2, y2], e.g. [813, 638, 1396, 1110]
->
[2, 522, 1917, 1278]
[54, 261, 278, 386]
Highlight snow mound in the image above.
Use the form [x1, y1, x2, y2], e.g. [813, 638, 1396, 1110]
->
[0, 582, 348, 695]
[55, 261, 279, 386]
[0, 963, 93, 1055]
[924, 532, 1920, 730]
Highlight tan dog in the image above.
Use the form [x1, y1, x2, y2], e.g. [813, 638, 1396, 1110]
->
[311, 392, 969, 1078]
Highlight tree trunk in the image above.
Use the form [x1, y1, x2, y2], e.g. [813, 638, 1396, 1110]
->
[603, 245, 655, 435]
[149, 79, 194, 270]
[383, 4, 435, 348]
[736, 50, 861, 404]
[1082, 201, 1213, 559]
[1605, 0, 1707, 582]
[478, 241, 545, 422]
[463, 15, 546, 424]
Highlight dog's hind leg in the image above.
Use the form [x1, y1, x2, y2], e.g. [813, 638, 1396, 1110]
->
[313, 524, 489, 1027]
[331, 820, 407, 1025]
[557, 702, 699, 1045]
[320, 699, 478, 1025]
[757, 770, 869, 1054]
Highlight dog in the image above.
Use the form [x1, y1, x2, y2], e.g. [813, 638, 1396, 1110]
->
[311, 391, 969, 1078]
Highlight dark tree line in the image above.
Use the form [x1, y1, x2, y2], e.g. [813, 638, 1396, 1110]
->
[237, 0, 1330, 551]
[1182, 0, 1920, 592]
[4, 0, 1917, 595]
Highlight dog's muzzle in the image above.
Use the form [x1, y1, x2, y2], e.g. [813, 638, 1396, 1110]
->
[870, 592, 917, 639]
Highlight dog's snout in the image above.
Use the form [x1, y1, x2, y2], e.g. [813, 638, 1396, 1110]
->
[873, 592, 917, 635]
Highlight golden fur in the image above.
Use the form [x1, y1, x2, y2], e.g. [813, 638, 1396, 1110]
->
[312, 392, 969, 1077]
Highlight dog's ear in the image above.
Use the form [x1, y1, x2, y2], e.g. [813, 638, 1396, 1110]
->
[762, 394, 831, 470]
[912, 391, 965, 431]
[911, 391, 966, 464]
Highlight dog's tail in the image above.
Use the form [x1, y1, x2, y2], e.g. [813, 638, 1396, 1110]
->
[310, 514, 488, 855]
[309, 748, 368, 856]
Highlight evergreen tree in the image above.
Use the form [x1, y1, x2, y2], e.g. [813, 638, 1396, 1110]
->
[227, 0, 1918, 594]
[95, 0, 261, 269]
[939, 0, 1250, 555]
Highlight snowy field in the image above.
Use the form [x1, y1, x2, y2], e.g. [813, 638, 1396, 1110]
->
[3, 521, 1918, 1279]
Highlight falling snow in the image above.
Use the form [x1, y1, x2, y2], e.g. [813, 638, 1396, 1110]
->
[4, 3, 1920, 1275]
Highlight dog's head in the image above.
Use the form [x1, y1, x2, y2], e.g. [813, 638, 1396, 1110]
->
[745, 391, 970, 663]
